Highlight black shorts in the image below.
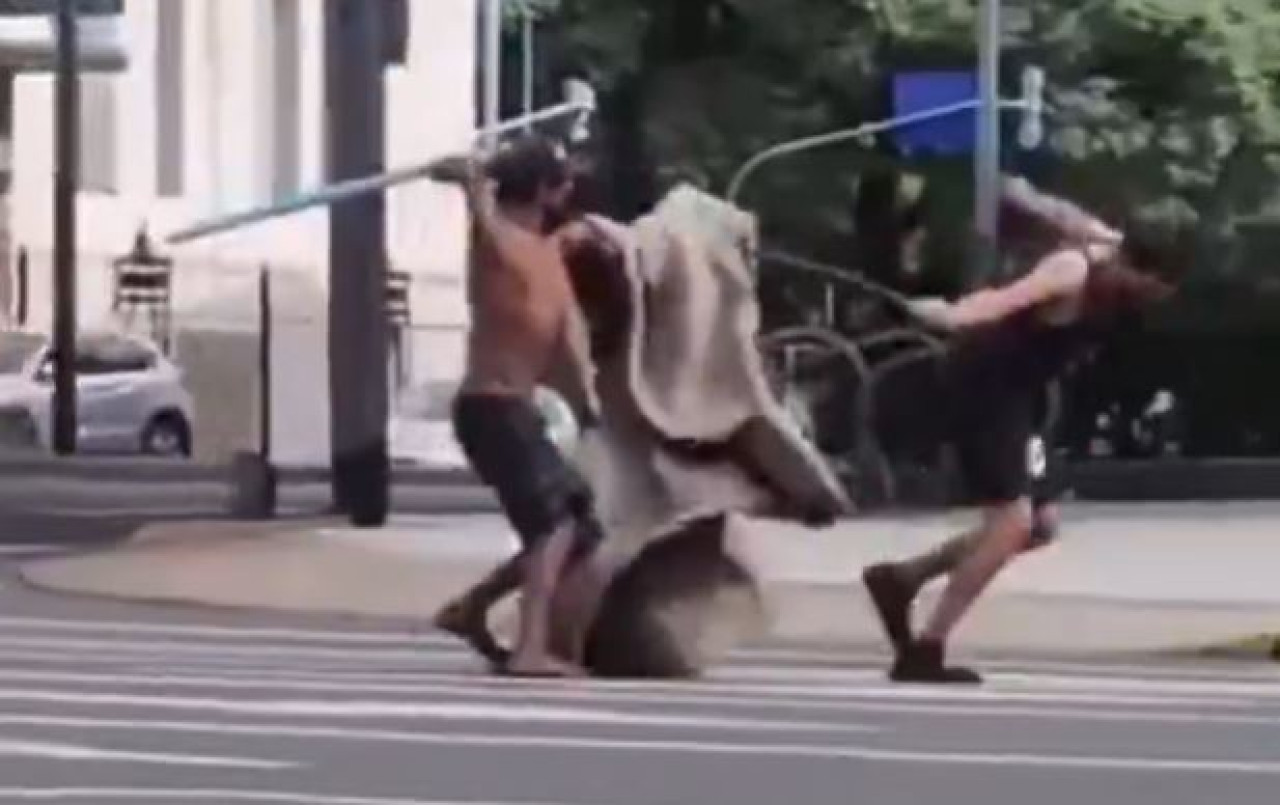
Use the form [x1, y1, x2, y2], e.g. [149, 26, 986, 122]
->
[950, 395, 1057, 506]
[452, 393, 602, 552]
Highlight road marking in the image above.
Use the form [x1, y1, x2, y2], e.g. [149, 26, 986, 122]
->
[0, 652, 1267, 710]
[1000, 672, 1280, 698]
[0, 790, 569, 805]
[0, 615, 1276, 683]
[0, 688, 875, 733]
[0, 670, 1268, 725]
[2, 616, 1276, 684]
[0, 652, 1266, 710]
[0, 737, 292, 769]
[718, 665, 1280, 699]
[0, 647, 465, 672]
[0, 545, 61, 557]
[6, 714, 1280, 774]
[0, 615, 451, 647]
[729, 648, 1280, 682]
[0, 713, 876, 755]
[0, 635, 453, 662]
[7, 631, 1279, 704]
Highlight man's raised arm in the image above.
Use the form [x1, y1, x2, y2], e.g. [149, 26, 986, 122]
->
[427, 154, 498, 229]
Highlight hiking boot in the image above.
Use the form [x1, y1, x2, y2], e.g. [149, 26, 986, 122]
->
[862, 564, 915, 655]
[889, 640, 983, 685]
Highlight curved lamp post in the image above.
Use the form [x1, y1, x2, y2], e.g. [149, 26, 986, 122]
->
[726, 86, 1041, 208]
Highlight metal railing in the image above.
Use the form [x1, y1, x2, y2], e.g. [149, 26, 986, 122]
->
[756, 249, 1059, 508]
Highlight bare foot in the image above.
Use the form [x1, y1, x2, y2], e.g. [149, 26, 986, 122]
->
[501, 653, 586, 679]
[432, 600, 510, 668]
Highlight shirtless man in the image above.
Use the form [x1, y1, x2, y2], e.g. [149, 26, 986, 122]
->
[429, 136, 605, 677]
[432, 208, 628, 670]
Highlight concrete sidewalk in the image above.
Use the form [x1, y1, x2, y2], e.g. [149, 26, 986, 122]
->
[15, 502, 1280, 657]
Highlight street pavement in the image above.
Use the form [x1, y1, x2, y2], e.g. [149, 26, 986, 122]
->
[0, 566, 1278, 805]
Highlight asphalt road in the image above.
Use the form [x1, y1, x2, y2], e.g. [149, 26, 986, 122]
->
[0, 560, 1278, 805]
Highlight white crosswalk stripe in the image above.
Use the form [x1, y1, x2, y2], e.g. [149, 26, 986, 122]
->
[0, 612, 1278, 805]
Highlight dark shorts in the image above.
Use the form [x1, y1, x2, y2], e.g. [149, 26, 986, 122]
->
[452, 392, 602, 552]
[877, 358, 1059, 507]
[950, 392, 1058, 507]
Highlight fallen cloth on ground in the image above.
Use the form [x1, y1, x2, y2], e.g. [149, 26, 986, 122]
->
[551, 185, 853, 677]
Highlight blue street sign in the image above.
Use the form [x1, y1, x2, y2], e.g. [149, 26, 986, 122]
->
[891, 71, 978, 156]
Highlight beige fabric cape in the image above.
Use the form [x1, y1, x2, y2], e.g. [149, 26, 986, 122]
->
[567, 185, 852, 584]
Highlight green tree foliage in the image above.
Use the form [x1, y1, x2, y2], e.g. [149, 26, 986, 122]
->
[1024, 0, 1280, 278]
[526, 0, 1280, 455]
[541, 0, 1280, 286]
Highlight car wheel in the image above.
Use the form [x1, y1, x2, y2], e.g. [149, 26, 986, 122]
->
[141, 414, 191, 458]
[0, 408, 38, 450]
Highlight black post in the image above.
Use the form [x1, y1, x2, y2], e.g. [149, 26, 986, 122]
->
[258, 265, 273, 460]
[51, 0, 80, 455]
[324, 0, 390, 527]
[15, 247, 28, 328]
[229, 263, 277, 520]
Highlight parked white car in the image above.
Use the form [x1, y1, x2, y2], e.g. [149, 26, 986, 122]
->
[0, 330, 195, 457]
[388, 380, 579, 469]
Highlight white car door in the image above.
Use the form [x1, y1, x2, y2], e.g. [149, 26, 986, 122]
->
[74, 336, 156, 453]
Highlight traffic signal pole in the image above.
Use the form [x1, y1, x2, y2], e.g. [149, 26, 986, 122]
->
[972, 0, 1002, 288]
[323, 0, 390, 526]
[52, 0, 80, 455]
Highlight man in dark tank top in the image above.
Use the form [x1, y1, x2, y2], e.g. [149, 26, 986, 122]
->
[862, 177, 1180, 684]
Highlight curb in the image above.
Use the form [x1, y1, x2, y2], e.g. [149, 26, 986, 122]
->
[1190, 633, 1280, 662]
[16, 538, 1280, 661]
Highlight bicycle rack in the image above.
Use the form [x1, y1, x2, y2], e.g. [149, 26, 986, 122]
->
[757, 249, 1060, 509]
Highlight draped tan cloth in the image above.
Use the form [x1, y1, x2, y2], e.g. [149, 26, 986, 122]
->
[553, 186, 853, 675]
[574, 185, 851, 546]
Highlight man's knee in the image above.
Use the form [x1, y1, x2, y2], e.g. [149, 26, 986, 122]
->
[1027, 502, 1059, 550]
[983, 499, 1037, 554]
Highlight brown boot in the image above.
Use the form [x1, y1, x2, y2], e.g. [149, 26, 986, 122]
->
[889, 639, 983, 685]
[862, 564, 916, 655]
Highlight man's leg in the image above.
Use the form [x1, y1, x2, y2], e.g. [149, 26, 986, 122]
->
[890, 498, 1034, 683]
[443, 394, 528, 666]
[862, 530, 977, 654]
[548, 514, 609, 666]
[862, 502, 1054, 654]
[881, 412, 1044, 683]
[434, 554, 524, 666]
[506, 518, 584, 676]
